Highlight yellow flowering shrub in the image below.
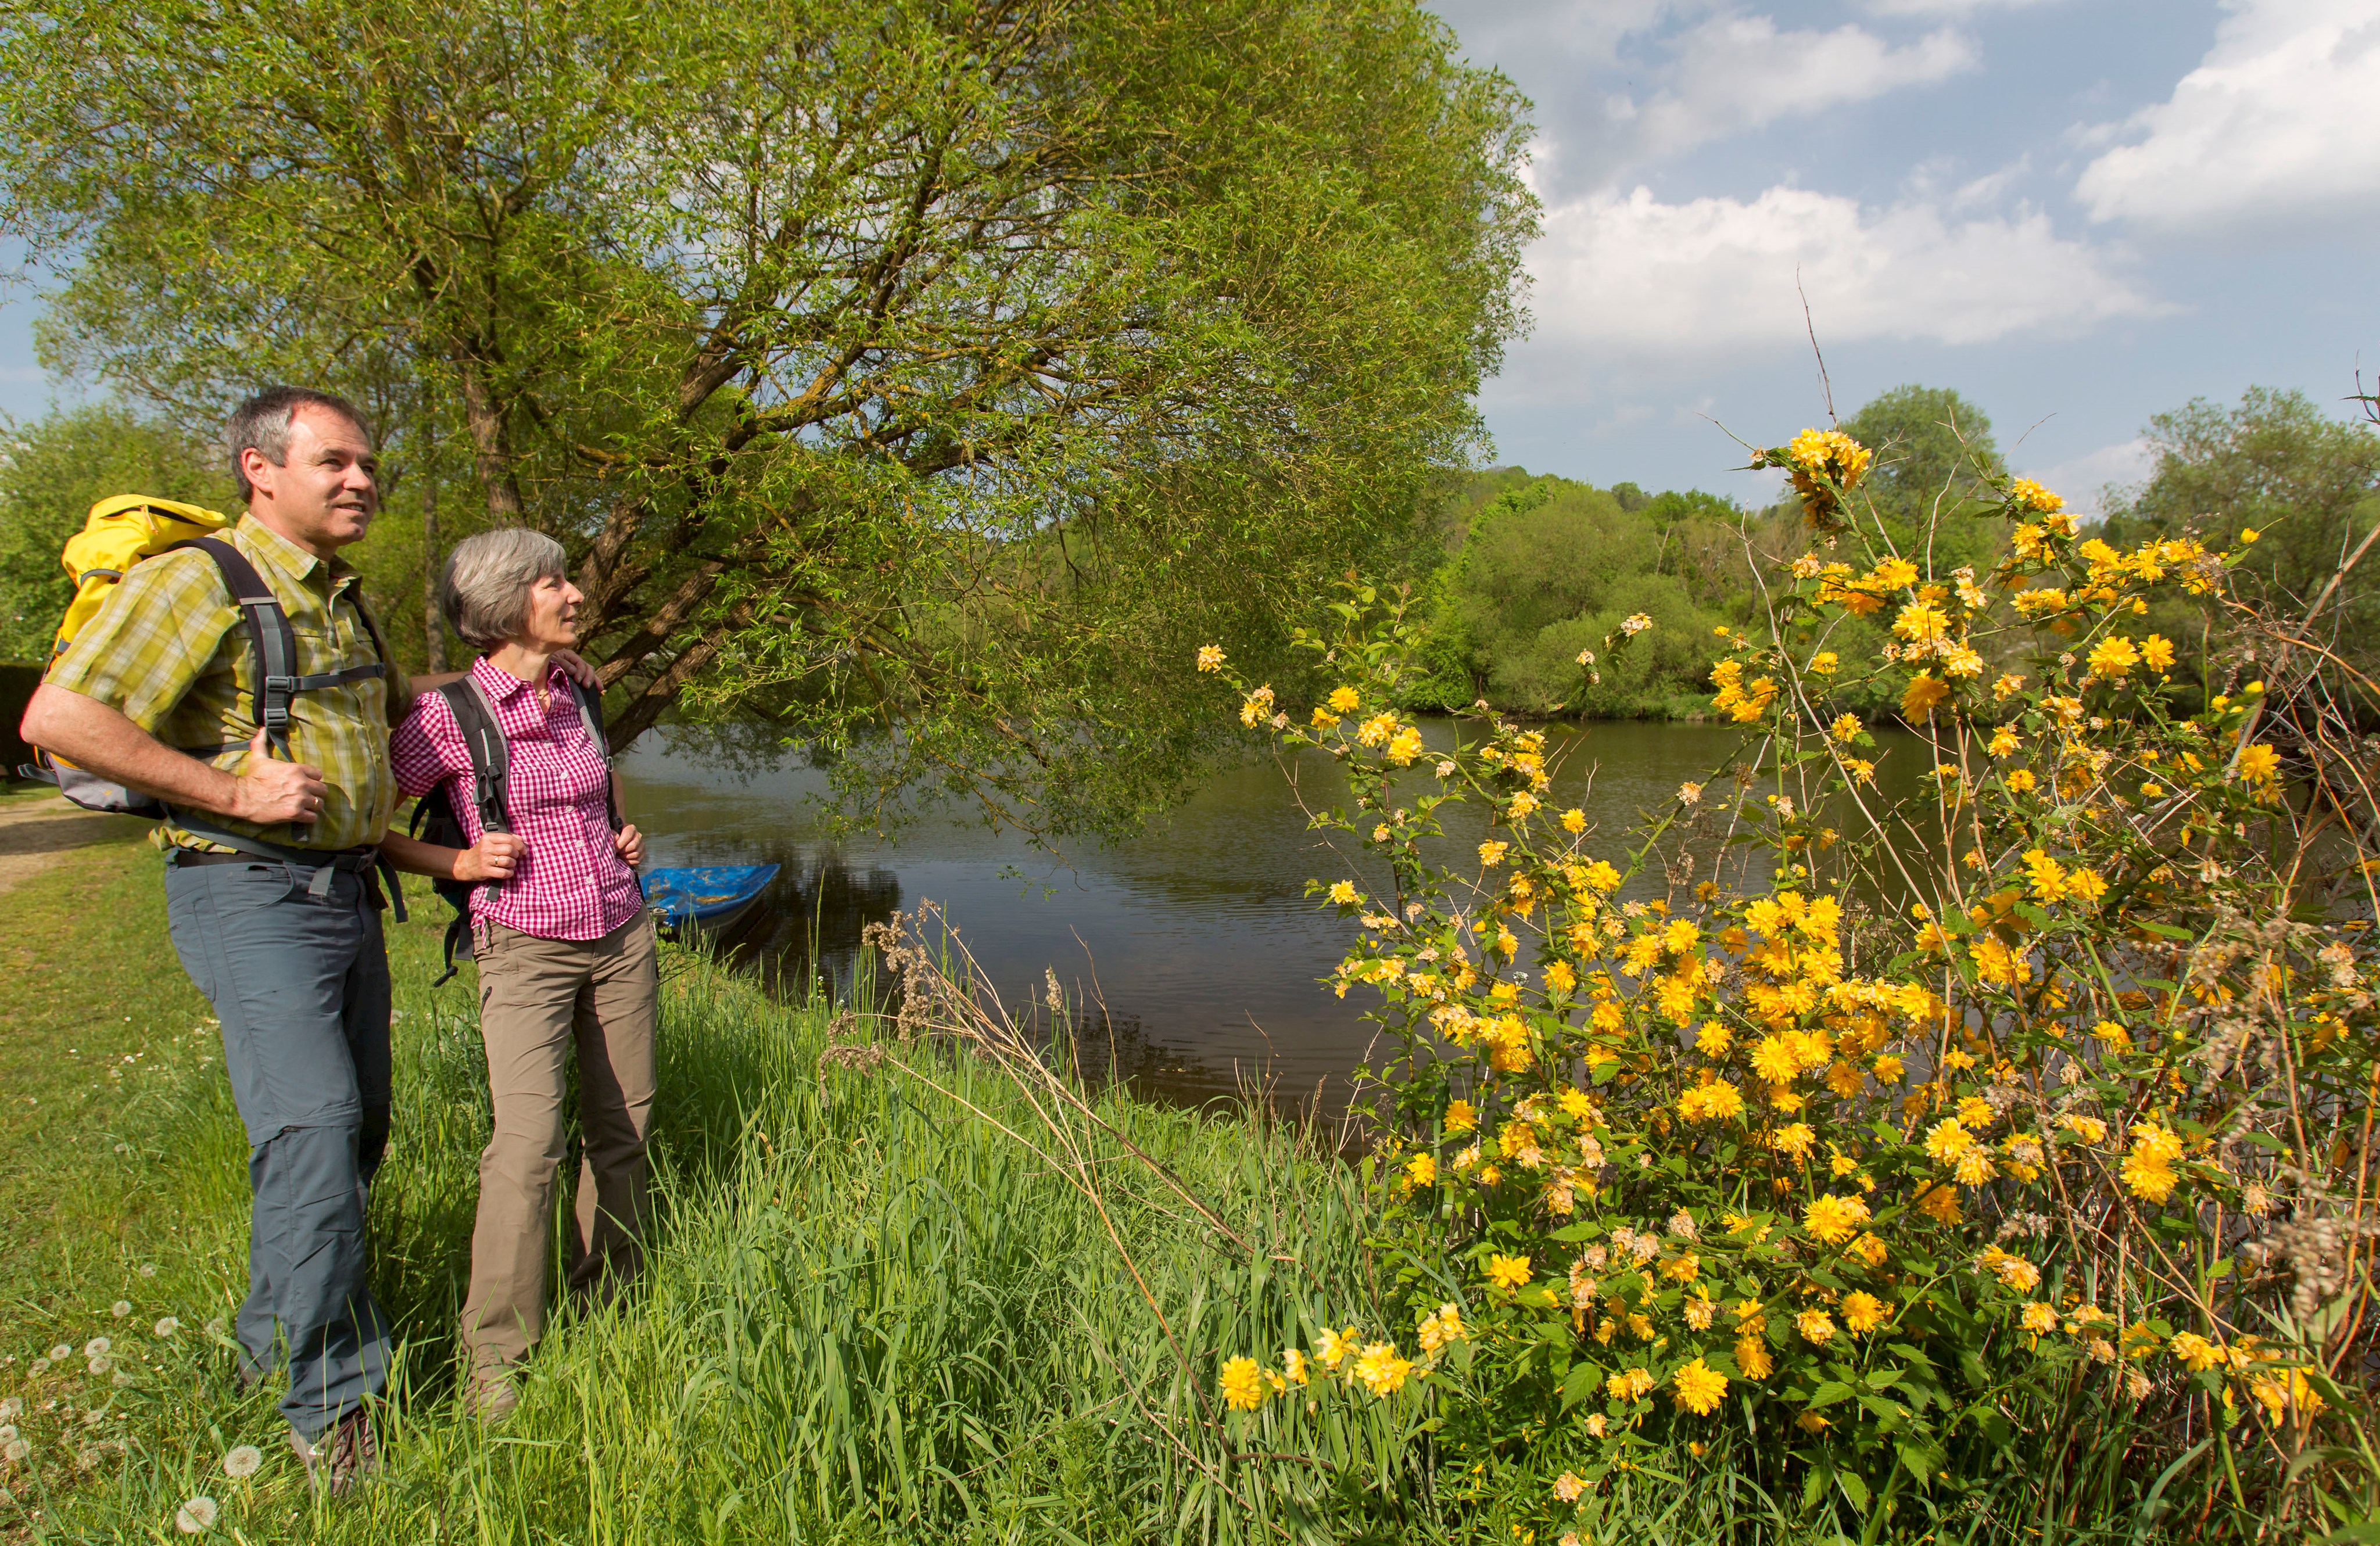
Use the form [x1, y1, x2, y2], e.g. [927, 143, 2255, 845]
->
[1200, 436, 2379, 1535]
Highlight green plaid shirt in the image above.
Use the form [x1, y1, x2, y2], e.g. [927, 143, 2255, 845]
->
[45, 515, 400, 853]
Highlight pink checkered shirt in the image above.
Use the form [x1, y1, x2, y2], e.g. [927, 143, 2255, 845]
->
[392, 657, 644, 942]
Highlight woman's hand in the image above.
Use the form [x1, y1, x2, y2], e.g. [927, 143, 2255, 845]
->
[455, 832, 526, 883]
[614, 823, 645, 868]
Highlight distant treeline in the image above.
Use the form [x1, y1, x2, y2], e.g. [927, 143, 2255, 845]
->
[4, 382, 2374, 731]
[1396, 383, 2380, 723]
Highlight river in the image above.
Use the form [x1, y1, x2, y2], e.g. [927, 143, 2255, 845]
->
[615, 718, 1926, 1112]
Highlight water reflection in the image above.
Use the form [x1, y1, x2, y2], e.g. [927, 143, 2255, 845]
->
[618, 717, 1930, 1113]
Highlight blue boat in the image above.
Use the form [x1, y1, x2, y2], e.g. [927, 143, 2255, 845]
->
[643, 864, 780, 932]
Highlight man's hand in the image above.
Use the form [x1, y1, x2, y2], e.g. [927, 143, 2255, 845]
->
[454, 832, 525, 884]
[228, 726, 330, 826]
[614, 823, 644, 867]
[554, 650, 601, 688]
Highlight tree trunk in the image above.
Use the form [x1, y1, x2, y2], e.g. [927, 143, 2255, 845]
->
[421, 474, 445, 672]
[455, 355, 526, 520]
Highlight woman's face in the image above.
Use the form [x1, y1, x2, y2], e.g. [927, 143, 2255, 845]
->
[521, 571, 583, 651]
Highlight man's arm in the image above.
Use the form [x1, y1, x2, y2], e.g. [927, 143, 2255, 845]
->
[21, 684, 325, 826]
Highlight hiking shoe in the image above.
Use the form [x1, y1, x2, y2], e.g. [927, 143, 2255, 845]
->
[288, 1409, 379, 1495]
[464, 1370, 518, 1425]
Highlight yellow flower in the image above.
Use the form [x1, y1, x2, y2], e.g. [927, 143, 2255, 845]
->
[1901, 674, 1949, 720]
[2169, 1332, 2221, 1372]
[1561, 808, 1587, 833]
[2121, 1122, 2184, 1204]
[1842, 1292, 1887, 1334]
[1403, 1152, 1436, 1190]
[2086, 635, 2139, 679]
[1485, 1253, 1533, 1292]
[1509, 791, 1539, 819]
[1849, 1232, 1888, 1269]
[1672, 1359, 1729, 1416]
[1809, 651, 1839, 676]
[1220, 1356, 1268, 1411]
[2003, 768, 2037, 794]
[1924, 1118, 1976, 1164]
[1239, 687, 1275, 727]
[1317, 1325, 1358, 1369]
[1802, 1193, 1870, 1245]
[1445, 1099, 1478, 1134]
[1678, 1080, 1746, 1122]
[1353, 1342, 1413, 1397]
[1736, 1335, 1774, 1380]
[1327, 880, 1360, 906]
[1478, 840, 1509, 867]
[2141, 634, 2175, 672]
[2008, 478, 2064, 514]
[1829, 713, 1862, 742]
[2061, 1113, 2108, 1145]
[1770, 1122, 1816, 1161]
[1327, 686, 1360, 713]
[1916, 1183, 1963, 1224]
[1387, 726, 1425, 766]
[1696, 1020, 1732, 1056]
[2236, 743, 2279, 784]
[1196, 645, 1225, 672]
[1796, 1309, 1836, 1346]
[1583, 860, 1623, 892]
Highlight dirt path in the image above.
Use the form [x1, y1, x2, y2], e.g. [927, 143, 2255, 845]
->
[0, 794, 150, 895]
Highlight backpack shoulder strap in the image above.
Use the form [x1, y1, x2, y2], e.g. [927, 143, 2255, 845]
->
[436, 676, 512, 835]
[175, 537, 389, 758]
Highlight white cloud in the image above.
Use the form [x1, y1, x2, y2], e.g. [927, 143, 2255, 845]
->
[2076, 0, 2380, 229]
[2018, 438, 2152, 516]
[1505, 184, 2165, 385]
[1862, 0, 2066, 15]
[1626, 16, 1977, 162]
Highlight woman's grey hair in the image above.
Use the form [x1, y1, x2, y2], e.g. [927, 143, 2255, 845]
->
[439, 528, 570, 651]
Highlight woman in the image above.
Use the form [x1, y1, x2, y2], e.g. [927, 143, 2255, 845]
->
[388, 528, 652, 1422]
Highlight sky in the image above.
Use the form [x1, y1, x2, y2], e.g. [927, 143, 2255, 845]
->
[3, 1, 2377, 514]
[1426, 0, 2380, 509]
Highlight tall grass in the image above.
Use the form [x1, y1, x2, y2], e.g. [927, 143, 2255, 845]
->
[0, 855, 1417, 1543]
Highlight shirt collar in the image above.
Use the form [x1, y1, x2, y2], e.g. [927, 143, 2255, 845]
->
[235, 512, 359, 590]
[471, 654, 567, 704]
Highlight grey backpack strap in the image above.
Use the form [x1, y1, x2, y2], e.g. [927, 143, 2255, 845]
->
[568, 675, 622, 834]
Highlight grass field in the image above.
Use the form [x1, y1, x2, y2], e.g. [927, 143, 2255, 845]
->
[0, 813, 1418, 1544]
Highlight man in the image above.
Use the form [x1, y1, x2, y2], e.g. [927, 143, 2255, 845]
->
[23, 386, 489, 1488]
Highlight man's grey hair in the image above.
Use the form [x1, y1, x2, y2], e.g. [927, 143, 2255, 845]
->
[440, 528, 571, 652]
[227, 386, 371, 500]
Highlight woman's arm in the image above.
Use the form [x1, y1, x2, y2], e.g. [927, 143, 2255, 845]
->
[382, 829, 525, 882]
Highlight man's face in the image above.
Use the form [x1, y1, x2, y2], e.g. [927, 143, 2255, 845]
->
[243, 404, 379, 551]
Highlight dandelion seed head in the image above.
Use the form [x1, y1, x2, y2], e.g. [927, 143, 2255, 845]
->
[175, 1494, 218, 1532]
[221, 1444, 263, 1478]
[153, 1318, 179, 1339]
[49, 1344, 71, 1362]
[87, 1356, 111, 1375]
[109, 1302, 130, 1319]
[3, 1438, 29, 1463]
[138, 1265, 156, 1279]
[83, 1338, 109, 1358]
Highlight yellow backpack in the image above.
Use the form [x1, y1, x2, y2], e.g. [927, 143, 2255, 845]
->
[51, 495, 232, 661]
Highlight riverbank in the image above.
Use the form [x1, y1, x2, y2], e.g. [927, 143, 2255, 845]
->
[0, 826, 1401, 1543]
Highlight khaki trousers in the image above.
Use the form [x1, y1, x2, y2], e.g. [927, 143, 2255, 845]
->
[461, 908, 658, 1375]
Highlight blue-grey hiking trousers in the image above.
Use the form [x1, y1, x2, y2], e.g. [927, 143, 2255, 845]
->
[164, 852, 393, 1440]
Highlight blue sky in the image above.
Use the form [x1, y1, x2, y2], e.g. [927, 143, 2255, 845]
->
[1429, 0, 2380, 509]
[4, 1, 2377, 515]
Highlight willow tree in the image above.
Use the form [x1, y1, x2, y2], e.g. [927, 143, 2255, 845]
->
[0, 0, 1533, 833]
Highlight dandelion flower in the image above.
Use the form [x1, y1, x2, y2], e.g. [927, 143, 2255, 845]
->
[1219, 1357, 1268, 1411]
[175, 1496, 219, 1533]
[222, 1445, 263, 1479]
